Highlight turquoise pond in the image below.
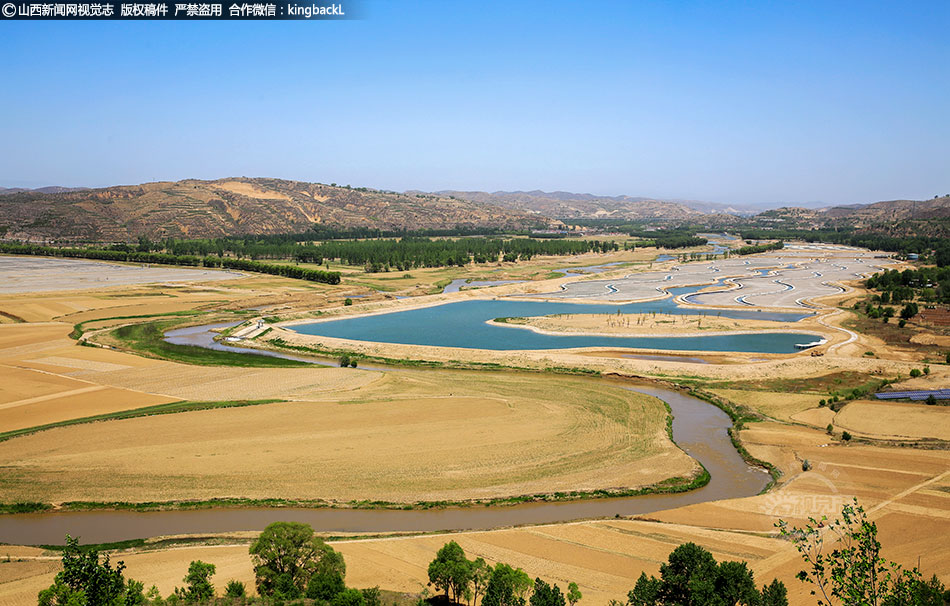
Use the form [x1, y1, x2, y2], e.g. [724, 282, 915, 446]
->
[289, 285, 817, 354]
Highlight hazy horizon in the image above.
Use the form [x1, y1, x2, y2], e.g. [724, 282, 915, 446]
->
[0, 178, 938, 211]
[2, 0, 947, 206]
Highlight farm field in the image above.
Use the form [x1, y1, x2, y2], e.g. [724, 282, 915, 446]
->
[2, 420, 946, 606]
[0, 371, 691, 504]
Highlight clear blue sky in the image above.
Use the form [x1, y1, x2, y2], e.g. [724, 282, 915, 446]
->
[2, 0, 948, 206]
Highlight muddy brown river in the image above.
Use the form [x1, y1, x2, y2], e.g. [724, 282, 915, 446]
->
[0, 387, 769, 545]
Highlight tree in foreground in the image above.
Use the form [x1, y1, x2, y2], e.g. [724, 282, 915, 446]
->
[482, 563, 532, 606]
[428, 541, 472, 604]
[223, 580, 246, 598]
[778, 497, 948, 606]
[175, 560, 215, 603]
[530, 578, 566, 606]
[626, 542, 786, 606]
[566, 582, 582, 606]
[470, 558, 492, 606]
[249, 521, 345, 598]
[37, 535, 144, 606]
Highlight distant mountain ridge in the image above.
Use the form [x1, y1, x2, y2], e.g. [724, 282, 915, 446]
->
[2, 177, 946, 241]
[0, 178, 549, 242]
[0, 186, 89, 195]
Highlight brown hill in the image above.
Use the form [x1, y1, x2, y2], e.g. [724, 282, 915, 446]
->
[431, 190, 711, 222]
[822, 196, 950, 223]
[0, 178, 549, 242]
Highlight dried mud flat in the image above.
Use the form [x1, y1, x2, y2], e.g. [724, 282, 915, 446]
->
[0, 256, 243, 294]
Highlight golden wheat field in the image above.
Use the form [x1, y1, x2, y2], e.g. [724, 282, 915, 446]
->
[833, 400, 950, 441]
[0, 370, 691, 504]
[708, 389, 823, 422]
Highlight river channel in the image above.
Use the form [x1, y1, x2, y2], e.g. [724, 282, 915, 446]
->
[0, 387, 769, 544]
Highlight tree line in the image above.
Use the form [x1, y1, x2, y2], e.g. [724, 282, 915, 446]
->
[738, 229, 950, 267]
[0, 243, 342, 285]
[735, 241, 784, 256]
[866, 267, 950, 305]
[124, 237, 619, 272]
[35, 500, 949, 605]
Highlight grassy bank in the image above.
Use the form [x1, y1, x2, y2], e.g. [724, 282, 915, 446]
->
[0, 399, 283, 444]
[1, 470, 710, 519]
[104, 320, 309, 367]
[69, 309, 215, 340]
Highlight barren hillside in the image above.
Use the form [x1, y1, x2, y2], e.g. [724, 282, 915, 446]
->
[432, 189, 712, 221]
[0, 178, 549, 241]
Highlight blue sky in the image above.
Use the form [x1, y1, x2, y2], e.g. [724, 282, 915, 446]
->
[1, 0, 948, 205]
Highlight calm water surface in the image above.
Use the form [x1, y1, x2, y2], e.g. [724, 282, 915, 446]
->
[290, 285, 814, 353]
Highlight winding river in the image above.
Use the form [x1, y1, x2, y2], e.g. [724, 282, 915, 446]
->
[0, 386, 769, 545]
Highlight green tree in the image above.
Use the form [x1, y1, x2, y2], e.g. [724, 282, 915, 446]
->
[306, 569, 345, 601]
[759, 579, 787, 606]
[529, 579, 566, 606]
[37, 535, 140, 606]
[777, 497, 948, 606]
[626, 542, 784, 606]
[179, 561, 215, 603]
[567, 582, 582, 606]
[900, 302, 919, 320]
[361, 586, 382, 606]
[331, 588, 366, 606]
[482, 564, 531, 606]
[427, 541, 472, 604]
[249, 521, 342, 597]
[223, 580, 246, 598]
[125, 579, 145, 606]
[470, 558, 492, 606]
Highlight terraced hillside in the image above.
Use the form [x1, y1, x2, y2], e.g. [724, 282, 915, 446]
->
[0, 178, 549, 241]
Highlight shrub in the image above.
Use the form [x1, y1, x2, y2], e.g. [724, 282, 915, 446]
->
[826, 424, 834, 435]
[819, 399, 826, 407]
[924, 366, 930, 375]
[331, 588, 366, 606]
[225, 580, 246, 598]
[802, 459, 812, 472]
[926, 394, 937, 406]
[898, 319, 907, 328]
[900, 302, 919, 320]
[910, 368, 922, 378]
[842, 431, 852, 441]
[344, 298, 353, 306]
[339, 354, 351, 367]
[349, 359, 358, 368]
[361, 587, 382, 606]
